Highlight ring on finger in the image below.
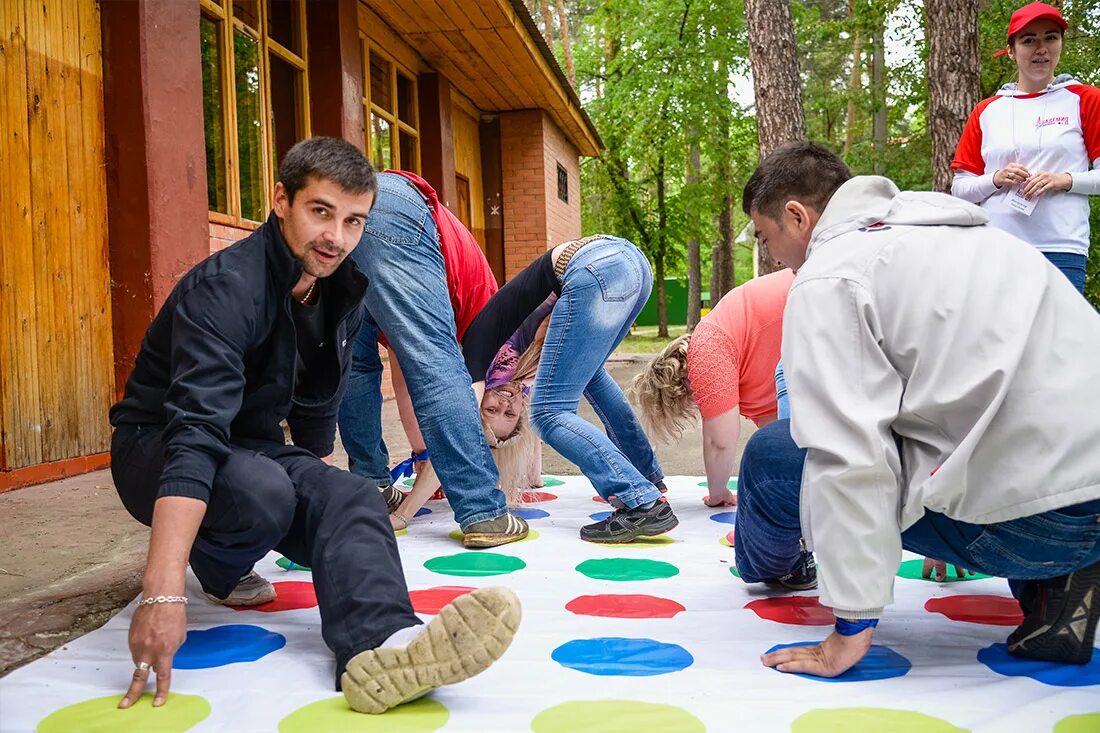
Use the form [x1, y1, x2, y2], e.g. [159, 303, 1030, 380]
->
[135, 661, 152, 672]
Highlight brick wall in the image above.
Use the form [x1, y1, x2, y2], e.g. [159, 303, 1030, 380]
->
[500, 110, 583, 279]
[542, 115, 582, 247]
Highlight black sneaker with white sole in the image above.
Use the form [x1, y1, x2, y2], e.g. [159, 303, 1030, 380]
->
[580, 497, 679, 544]
[1007, 559, 1100, 665]
[763, 550, 818, 591]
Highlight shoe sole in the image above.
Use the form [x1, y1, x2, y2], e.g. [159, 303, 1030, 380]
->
[204, 586, 278, 607]
[341, 586, 522, 714]
[580, 516, 680, 545]
[462, 530, 529, 549]
[1007, 562, 1100, 665]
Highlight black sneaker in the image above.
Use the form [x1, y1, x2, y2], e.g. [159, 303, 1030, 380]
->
[379, 484, 405, 514]
[580, 498, 679, 544]
[764, 551, 818, 591]
[1007, 560, 1100, 665]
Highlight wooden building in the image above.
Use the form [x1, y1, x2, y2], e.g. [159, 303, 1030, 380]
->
[0, 0, 601, 491]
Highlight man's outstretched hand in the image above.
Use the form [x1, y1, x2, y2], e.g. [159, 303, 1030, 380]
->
[760, 627, 873, 678]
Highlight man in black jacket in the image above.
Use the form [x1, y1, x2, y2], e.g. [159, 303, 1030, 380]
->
[108, 137, 519, 714]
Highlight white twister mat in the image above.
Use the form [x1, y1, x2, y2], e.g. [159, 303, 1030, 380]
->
[1, 475, 1098, 733]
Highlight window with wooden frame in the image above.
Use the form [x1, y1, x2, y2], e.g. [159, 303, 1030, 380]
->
[200, 0, 310, 224]
[362, 41, 419, 173]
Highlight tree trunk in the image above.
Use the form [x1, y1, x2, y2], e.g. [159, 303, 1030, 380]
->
[712, 194, 735, 299]
[871, 25, 887, 174]
[555, 0, 576, 88]
[686, 143, 702, 332]
[926, 0, 981, 192]
[655, 151, 669, 338]
[744, 0, 805, 274]
[844, 0, 863, 155]
[655, 257, 668, 339]
[537, 0, 554, 47]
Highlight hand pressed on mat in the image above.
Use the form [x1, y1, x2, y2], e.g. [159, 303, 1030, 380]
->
[760, 627, 873, 678]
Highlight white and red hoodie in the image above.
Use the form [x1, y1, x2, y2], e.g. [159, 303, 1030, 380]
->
[951, 74, 1100, 256]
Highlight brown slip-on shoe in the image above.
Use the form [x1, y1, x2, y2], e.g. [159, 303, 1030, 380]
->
[461, 513, 530, 549]
[341, 586, 522, 714]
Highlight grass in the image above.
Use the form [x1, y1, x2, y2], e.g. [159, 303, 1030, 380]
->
[615, 324, 688, 355]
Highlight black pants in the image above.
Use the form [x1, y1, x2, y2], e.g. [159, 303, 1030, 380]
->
[110, 425, 421, 686]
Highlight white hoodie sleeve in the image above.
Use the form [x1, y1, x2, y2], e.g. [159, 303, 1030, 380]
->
[1069, 160, 1100, 195]
[783, 277, 905, 619]
[951, 170, 1000, 204]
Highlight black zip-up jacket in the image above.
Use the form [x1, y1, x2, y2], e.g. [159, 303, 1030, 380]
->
[109, 212, 368, 503]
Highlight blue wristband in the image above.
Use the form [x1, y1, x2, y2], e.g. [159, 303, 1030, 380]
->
[834, 617, 879, 636]
[389, 450, 429, 482]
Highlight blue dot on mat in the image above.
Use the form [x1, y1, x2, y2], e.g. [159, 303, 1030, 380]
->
[589, 511, 612, 521]
[415, 507, 432, 517]
[551, 637, 694, 676]
[174, 625, 286, 669]
[977, 643, 1100, 687]
[709, 511, 737, 526]
[765, 642, 911, 682]
[512, 508, 550, 520]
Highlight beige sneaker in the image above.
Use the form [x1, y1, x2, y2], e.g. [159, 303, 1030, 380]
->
[341, 586, 522, 714]
[461, 513, 529, 549]
[202, 571, 276, 606]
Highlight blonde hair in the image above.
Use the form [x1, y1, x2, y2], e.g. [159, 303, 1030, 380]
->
[483, 409, 540, 507]
[629, 333, 698, 444]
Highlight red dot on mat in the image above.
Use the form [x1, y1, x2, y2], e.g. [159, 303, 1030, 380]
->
[592, 495, 608, 503]
[231, 581, 317, 612]
[519, 490, 558, 503]
[409, 586, 476, 614]
[565, 594, 686, 619]
[745, 595, 833, 626]
[726, 530, 735, 546]
[924, 595, 1023, 626]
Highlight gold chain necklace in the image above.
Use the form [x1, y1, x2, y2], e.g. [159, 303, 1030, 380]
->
[296, 280, 317, 305]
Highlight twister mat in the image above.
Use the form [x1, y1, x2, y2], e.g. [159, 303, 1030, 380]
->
[1, 475, 1097, 732]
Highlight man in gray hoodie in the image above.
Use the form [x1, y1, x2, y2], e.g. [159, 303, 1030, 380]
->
[735, 141, 1100, 678]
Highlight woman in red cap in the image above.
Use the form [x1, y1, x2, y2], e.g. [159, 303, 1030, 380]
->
[951, 2, 1100, 294]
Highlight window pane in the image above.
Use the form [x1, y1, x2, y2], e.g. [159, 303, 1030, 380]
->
[398, 133, 418, 173]
[232, 0, 260, 30]
[397, 73, 415, 126]
[369, 53, 392, 113]
[234, 29, 265, 221]
[200, 15, 229, 213]
[267, 0, 299, 54]
[268, 53, 302, 176]
[370, 114, 392, 170]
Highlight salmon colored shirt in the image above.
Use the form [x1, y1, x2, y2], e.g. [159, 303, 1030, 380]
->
[686, 269, 795, 424]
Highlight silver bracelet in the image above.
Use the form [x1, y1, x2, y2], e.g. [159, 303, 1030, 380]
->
[136, 595, 189, 606]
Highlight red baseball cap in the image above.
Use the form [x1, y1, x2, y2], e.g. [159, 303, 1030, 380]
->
[994, 2, 1067, 56]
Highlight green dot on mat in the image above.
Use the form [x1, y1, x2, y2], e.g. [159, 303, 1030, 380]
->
[696, 478, 737, 490]
[791, 708, 968, 733]
[424, 552, 526, 577]
[576, 558, 678, 581]
[729, 565, 740, 578]
[1055, 713, 1100, 733]
[540, 476, 565, 487]
[448, 529, 540, 544]
[402, 478, 415, 487]
[532, 700, 704, 733]
[279, 696, 449, 733]
[276, 557, 311, 571]
[37, 693, 210, 733]
[897, 559, 991, 582]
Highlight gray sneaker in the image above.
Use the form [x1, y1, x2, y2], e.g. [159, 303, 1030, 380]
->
[342, 586, 521, 714]
[203, 570, 277, 606]
[461, 513, 529, 549]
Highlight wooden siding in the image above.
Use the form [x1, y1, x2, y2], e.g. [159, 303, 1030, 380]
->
[0, 0, 114, 470]
[451, 94, 485, 249]
[361, 0, 600, 157]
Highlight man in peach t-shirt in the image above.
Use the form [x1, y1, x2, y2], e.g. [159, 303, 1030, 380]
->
[633, 268, 795, 507]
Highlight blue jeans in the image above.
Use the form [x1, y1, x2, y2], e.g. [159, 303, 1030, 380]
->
[1043, 251, 1087, 295]
[338, 173, 505, 529]
[529, 238, 665, 508]
[735, 420, 1100, 598]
